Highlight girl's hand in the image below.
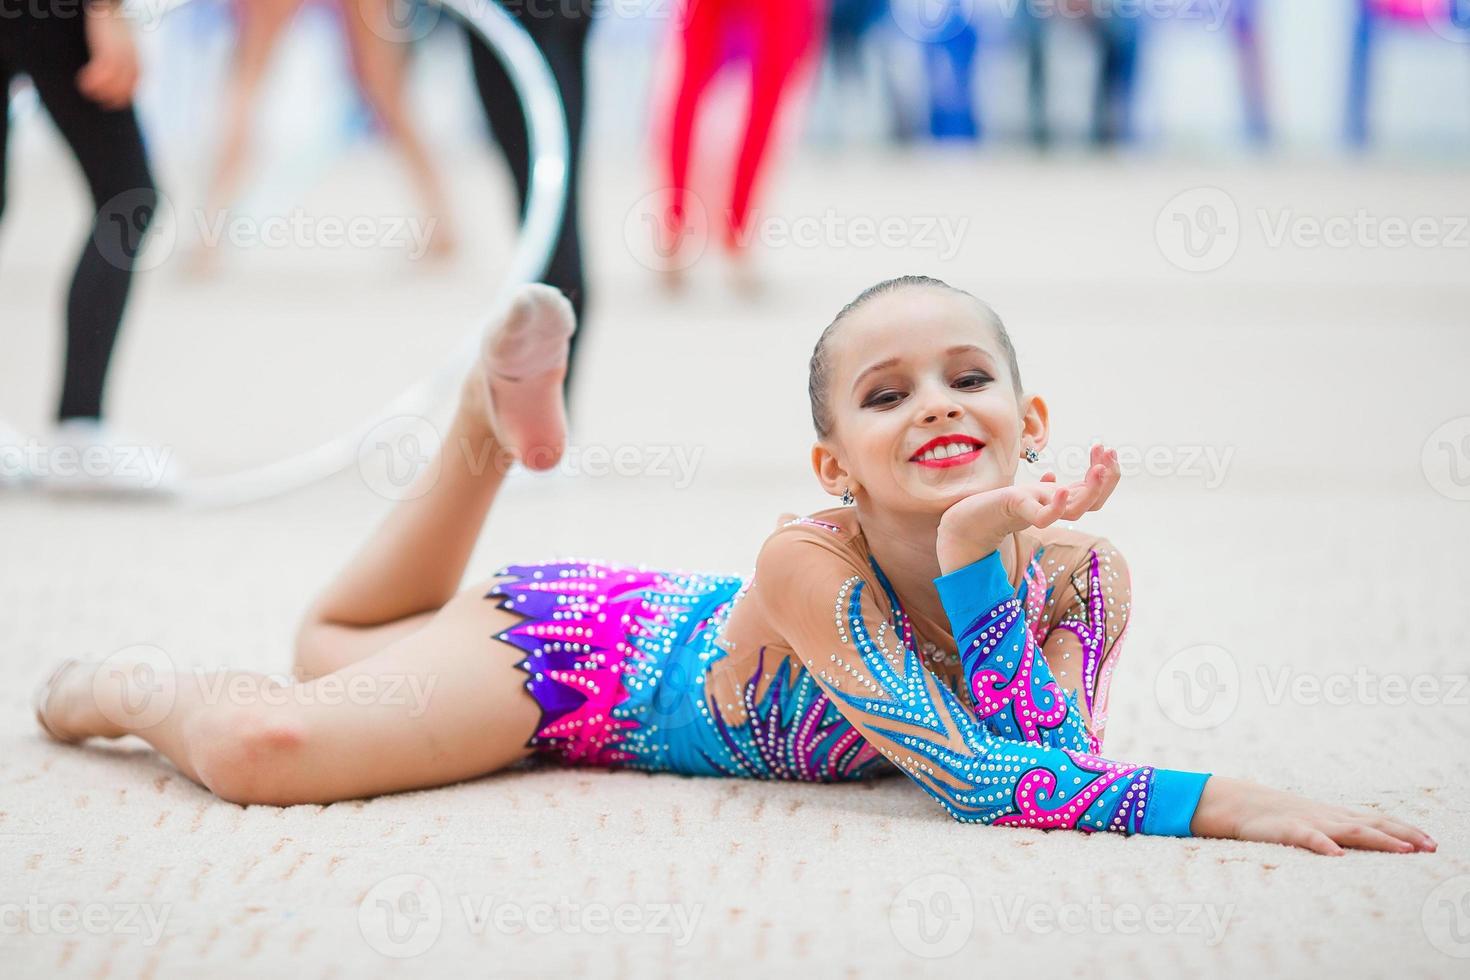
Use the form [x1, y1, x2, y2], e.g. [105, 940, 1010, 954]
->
[1190, 775, 1438, 855]
[936, 445, 1121, 574]
[77, 1, 140, 110]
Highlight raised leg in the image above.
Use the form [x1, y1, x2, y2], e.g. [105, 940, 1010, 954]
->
[293, 283, 574, 678]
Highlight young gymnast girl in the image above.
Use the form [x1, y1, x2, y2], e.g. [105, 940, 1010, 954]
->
[33, 276, 1436, 855]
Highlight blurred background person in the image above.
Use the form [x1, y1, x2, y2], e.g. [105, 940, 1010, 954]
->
[461, 0, 594, 393]
[184, 0, 457, 275]
[658, 0, 827, 291]
[0, 0, 175, 491]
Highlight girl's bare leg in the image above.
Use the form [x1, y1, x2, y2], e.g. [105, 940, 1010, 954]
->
[294, 283, 575, 677]
[340, 0, 457, 258]
[34, 594, 543, 804]
[34, 284, 576, 803]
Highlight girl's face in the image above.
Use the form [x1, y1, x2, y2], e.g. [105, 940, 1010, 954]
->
[814, 286, 1048, 516]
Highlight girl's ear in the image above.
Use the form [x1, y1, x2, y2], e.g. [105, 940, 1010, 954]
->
[1021, 393, 1050, 452]
[811, 442, 853, 498]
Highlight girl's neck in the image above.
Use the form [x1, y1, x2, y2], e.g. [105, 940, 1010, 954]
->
[857, 504, 1019, 636]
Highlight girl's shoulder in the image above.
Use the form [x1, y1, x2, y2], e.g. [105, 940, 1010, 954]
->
[1020, 524, 1130, 585]
[755, 506, 871, 577]
[768, 505, 862, 542]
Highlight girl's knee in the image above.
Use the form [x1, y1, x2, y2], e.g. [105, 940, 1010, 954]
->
[189, 703, 310, 805]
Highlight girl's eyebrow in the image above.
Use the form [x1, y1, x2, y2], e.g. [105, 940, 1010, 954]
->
[850, 344, 992, 395]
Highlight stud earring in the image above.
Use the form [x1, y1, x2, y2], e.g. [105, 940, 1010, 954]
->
[840, 488, 855, 506]
[1023, 446, 1040, 464]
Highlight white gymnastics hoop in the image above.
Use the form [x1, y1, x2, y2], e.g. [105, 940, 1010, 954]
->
[7, 0, 569, 508]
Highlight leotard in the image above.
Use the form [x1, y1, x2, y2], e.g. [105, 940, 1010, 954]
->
[485, 506, 1210, 837]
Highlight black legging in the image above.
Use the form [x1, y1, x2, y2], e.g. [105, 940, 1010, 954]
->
[0, 11, 158, 422]
[462, 2, 591, 391]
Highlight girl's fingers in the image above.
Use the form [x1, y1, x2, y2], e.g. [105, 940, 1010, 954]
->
[1039, 471, 1057, 483]
[1059, 466, 1106, 518]
[1091, 452, 1122, 512]
[1293, 827, 1345, 856]
[1330, 823, 1416, 853]
[1369, 816, 1437, 851]
[1038, 487, 1069, 526]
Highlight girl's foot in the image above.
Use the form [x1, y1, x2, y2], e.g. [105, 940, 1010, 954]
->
[466, 283, 575, 471]
[33, 659, 126, 743]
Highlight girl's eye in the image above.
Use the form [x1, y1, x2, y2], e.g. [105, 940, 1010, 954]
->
[954, 373, 992, 389]
[863, 389, 904, 408]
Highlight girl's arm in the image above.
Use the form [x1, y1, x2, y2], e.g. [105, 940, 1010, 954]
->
[926, 468, 1436, 853]
[940, 547, 1102, 753]
[755, 532, 1208, 836]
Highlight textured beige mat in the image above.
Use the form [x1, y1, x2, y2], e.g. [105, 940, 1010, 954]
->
[3, 151, 1468, 977]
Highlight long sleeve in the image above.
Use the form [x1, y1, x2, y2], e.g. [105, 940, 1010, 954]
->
[936, 550, 1096, 752]
[753, 532, 1210, 836]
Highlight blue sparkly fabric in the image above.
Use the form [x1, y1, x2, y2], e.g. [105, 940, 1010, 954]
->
[484, 560, 884, 782]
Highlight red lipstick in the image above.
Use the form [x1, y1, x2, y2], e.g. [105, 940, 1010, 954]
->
[909, 434, 985, 469]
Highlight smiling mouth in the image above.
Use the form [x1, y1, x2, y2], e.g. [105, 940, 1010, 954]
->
[909, 435, 985, 469]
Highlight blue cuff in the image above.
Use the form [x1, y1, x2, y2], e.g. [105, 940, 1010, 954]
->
[1142, 769, 1211, 837]
[933, 551, 1012, 642]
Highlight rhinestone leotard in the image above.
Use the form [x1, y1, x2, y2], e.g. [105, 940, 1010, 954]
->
[484, 508, 1209, 837]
